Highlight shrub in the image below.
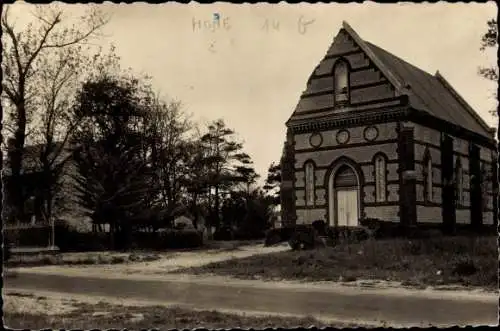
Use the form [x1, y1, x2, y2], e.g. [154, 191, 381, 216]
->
[56, 230, 109, 252]
[264, 228, 283, 246]
[233, 222, 267, 241]
[128, 229, 203, 250]
[264, 227, 296, 246]
[311, 220, 328, 236]
[4, 239, 12, 262]
[172, 229, 204, 248]
[5, 227, 51, 247]
[110, 256, 127, 264]
[213, 226, 234, 241]
[452, 259, 478, 277]
[288, 225, 316, 250]
[41, 256, 58, 265]
[328, 226, 369, 244]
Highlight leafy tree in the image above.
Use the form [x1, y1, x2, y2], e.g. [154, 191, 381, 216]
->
[263, 162, 281, 204]
[70, 72, 154, 248]
[199, 119, 253, 228]
[234, 157, 260, 195]
[223, 188, 273, 238]
[182, 133, 212, 229]
[478, 19, 498, 116]
[1, 4, 109, 222]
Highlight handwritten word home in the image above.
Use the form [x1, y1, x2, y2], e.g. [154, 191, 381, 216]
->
[192, 13, 231, 32]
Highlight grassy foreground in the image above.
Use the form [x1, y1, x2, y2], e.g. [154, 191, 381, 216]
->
[4, 294, 355, 329]
[175, 236, 498, 289]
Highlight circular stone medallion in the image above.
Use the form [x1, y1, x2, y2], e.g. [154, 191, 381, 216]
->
[363, 126, 379, 142]
[309, 132, 323, 148]
[336, 130, 350, 145]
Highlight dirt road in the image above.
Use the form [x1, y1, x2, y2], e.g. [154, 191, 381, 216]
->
[5, 271, 497, 327]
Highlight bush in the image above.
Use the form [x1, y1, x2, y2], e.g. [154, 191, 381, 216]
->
[5, 227, 51, 247]
[55, 228, 109, 252]
[452, 259, 478, 277]
[130, 229, 204, 250]
[233, 224, 266, 241]
[264, 227, 295, 246]
[213, 227, 234, 241]
[4, 239, 12, 262]
[264, 228, 283, 246]
[311, 220, 328, 236]
[288, 225, 316, 250]
[171, 229, 204, 248]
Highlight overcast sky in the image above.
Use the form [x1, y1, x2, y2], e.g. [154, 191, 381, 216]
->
[7, 1, 498, 182]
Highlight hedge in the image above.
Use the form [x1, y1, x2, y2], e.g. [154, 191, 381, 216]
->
[5, 225, 204, 252]
[264, 218, 496, 248]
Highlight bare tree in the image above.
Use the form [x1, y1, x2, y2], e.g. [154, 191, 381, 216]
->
[29, 44, 120, 244]
[143, 97, 193, 223]
[1, 4, 110, 223]
[478, 19, 498, 116]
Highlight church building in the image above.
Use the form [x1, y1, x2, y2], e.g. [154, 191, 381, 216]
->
[280, 22, 497, 233]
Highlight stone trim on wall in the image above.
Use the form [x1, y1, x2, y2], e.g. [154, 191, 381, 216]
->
[288, 106, 409, 133]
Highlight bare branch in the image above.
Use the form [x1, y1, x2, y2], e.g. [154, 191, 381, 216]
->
[2, 11, 24, 91]
[23, 12, 62, 77]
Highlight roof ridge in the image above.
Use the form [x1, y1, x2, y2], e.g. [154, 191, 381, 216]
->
[342, 21, 405, 94]
[434, 71, 494, 135]
[363, 41, 436, 80]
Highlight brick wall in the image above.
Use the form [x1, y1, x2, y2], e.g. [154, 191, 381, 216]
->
[364, 206, 399, 222]
[293, 122, 399, 225]
[294, 122, 398, 151]
[456, 209, 470, 224]
[483, 211, 494, 225]
[315, 53, 369, 76]
[295, 143, 397, 169]
[296, 209, 327, 224]
[350, 83, 395, 104]
[416, 206, 442, 223]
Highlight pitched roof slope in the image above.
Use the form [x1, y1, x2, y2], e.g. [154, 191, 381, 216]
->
[363, 40, 493, 138]
[288, 21, 494, 139]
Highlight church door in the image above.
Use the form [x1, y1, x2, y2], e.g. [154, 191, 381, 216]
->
[330, 164, 360, 227]
[336, 189, 359, 226]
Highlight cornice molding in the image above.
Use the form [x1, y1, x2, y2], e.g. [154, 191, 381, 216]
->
[288, 108, 410, 134]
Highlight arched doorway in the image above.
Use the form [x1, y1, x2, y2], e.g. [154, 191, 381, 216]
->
[328, 164, 360, 227]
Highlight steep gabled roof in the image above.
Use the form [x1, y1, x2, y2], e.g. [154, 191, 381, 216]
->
[288, 21, 495, 140]
[344, 21, 494, 138]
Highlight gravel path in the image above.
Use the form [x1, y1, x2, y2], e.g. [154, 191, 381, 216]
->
[10, 242, 290, 276]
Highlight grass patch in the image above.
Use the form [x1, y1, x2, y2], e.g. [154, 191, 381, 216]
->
[6, 251, 161, 267]
[3, 301, 358, 329]
[174, 236, 498, 289]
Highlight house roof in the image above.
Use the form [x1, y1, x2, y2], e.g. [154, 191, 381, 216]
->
[288, 21, 495, 140]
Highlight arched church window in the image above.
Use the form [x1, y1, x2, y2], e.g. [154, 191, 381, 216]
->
[304, 161, 315, 206]
[481, 162, 490, 211]
[334, 60, 349, 106]
[424, 154, 433, 202]
[455, 158, 463, 206]
[374, 154, 387, 202]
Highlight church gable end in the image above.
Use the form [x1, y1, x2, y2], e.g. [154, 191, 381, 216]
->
[288, 22, 495, 147]
[291, 26, 401, 120]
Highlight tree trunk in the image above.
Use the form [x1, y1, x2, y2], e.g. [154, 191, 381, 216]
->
[0, 97, 3, 228]
[7, 101, 28, 223]
[214, 184, 220, 229]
